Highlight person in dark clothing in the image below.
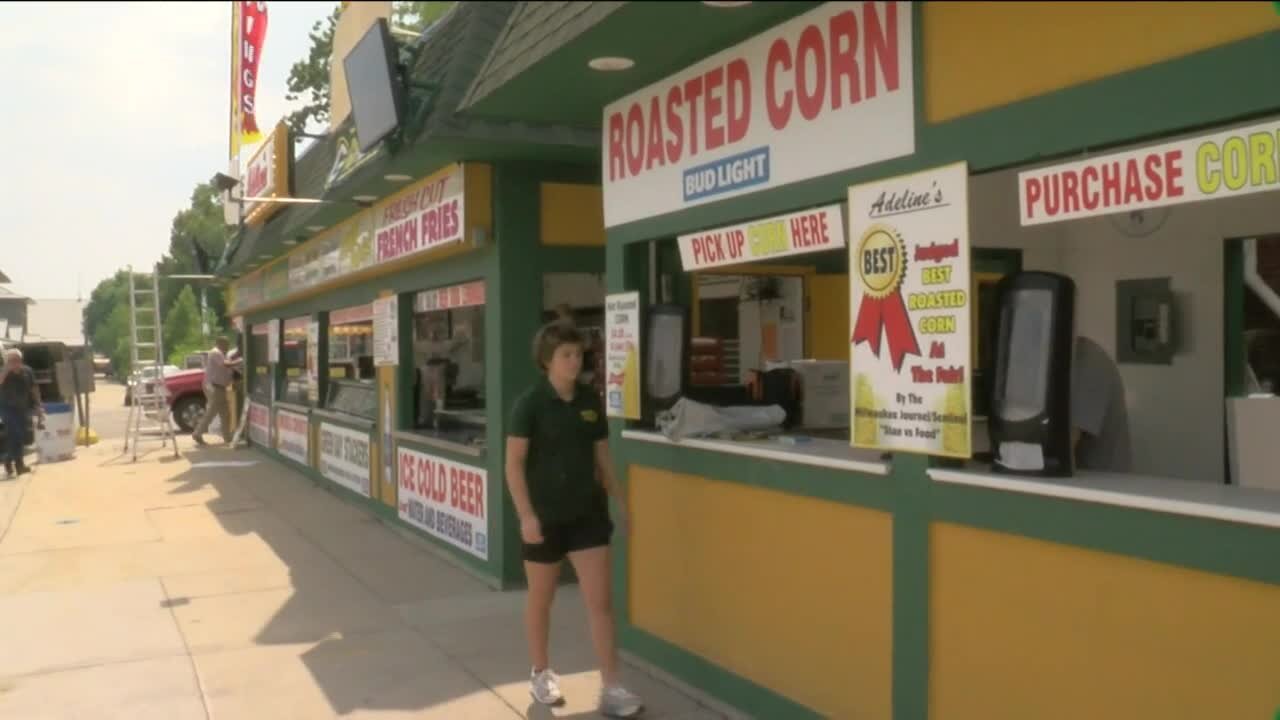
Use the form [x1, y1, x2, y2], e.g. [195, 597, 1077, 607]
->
[1, 349, 45, 478]
[505, 321, 642, 718]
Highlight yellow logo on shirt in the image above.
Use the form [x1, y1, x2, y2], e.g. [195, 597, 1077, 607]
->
[581, 409, 598, 423]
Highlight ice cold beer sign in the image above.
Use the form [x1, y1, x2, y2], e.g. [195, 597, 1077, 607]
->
[397, 448, 488, 560]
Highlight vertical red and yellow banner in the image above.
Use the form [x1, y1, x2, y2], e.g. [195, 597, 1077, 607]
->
[238, 2, 268, 146]
[229, 1, 242, 162]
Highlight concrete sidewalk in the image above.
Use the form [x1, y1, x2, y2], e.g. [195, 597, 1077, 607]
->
[0, 436, 721, 719]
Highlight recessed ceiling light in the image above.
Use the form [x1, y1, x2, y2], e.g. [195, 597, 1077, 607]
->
[384, 174, 413, 182]
[703, 1, 752, 6]
[283, 238, 299, 246]
[306, 225, 325, 232]
[588, 57, 635, 72]
[352, 194, 378, 203]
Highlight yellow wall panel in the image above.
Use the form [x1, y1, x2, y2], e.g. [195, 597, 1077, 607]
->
[807, 274, 850, 362]
[629, 466, 892, 719]
[465, 162, 493, 240]
[930, 523, 1280, 719]
[925, 2, 1280, 123]
[540, 183, 606, 246]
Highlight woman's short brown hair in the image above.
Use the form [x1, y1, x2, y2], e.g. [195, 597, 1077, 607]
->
[533, 321, 584, 371]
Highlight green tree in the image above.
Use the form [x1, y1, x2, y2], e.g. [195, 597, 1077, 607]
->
[284, 6, 340, 134]
[91, 303, 132, 378]
[284, 2, 456, 134]
[394, 1, 455, 30]
[84, 271, 128, 354]
[83, 182, 229, 376]
[157, 183, 230, 323]
[163, 286, 204, 366]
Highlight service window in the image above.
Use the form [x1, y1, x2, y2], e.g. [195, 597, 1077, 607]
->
[327, 304, 375, 383]
[249, 322, 271, 402]
[409, 281, 486, 446]
[542, 273, 607, 399]
[279, 316, 311, 405]
[326, 303, 377, 420]
[692, 273, 807, 387]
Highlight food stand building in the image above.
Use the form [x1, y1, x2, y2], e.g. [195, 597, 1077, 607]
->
[454, 2, 1280, 719]
[223, 2, 1280, 718]
[221, 2, 609, 588]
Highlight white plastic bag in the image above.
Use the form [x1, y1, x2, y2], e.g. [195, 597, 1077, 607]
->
[657, 397, 786, 441]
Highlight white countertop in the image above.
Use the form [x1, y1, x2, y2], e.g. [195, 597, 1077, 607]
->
[929, 466, 1280, 529]
[621, 430, 891, 476]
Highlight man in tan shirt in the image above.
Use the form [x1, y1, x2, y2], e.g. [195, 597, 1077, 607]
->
[193, 337, 243, 446]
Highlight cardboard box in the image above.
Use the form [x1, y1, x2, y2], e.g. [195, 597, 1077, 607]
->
[787, 360, 850, 429]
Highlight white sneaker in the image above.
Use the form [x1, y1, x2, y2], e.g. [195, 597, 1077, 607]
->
[599, 685, 644, 718]
[530, 668, 564, 706]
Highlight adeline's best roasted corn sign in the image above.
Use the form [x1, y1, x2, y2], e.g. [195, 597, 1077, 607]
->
[850, 162, 973, 459]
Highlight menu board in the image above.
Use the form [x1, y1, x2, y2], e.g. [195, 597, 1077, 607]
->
[373, 296, 399, 367]
[604, 292, 641, 419]
[267, 319, 280, 363]
[306, 320, 321, 403]
[849, 161, 972, 458]
[413, 280, 485, 313]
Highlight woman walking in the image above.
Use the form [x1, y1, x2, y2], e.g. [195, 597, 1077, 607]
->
[505, 321, 643, 718]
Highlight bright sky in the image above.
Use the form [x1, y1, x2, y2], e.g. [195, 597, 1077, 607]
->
[0, 1, 337, 300]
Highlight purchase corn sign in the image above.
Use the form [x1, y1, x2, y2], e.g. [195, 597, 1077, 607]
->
[602, 1, 914, 227]
[1019, 116, 1280, 225]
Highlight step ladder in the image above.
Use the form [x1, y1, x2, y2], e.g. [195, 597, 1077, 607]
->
[124, 266, 179, 461]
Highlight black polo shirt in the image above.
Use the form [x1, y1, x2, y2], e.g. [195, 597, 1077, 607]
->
[509, 379, 609, 524]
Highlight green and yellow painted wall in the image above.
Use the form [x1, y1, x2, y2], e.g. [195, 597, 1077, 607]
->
[230, 160, 607, 588]
[601, 4, 1280, 719]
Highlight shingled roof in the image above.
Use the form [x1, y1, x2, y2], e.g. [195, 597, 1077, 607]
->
[0, 286, 31, 302]
[462, 2, 625, 112]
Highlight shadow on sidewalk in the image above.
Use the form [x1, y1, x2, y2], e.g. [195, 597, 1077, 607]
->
[155, 442, 608, 719]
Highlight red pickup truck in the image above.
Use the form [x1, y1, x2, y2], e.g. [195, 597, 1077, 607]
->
[160, 350, 243, 433]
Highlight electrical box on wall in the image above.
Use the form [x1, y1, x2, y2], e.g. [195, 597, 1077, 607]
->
[1116, 277, 1177, 364]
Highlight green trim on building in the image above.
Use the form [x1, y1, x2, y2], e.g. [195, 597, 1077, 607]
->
[931, 481, 1280, 588]
[616, 439, 895, 513]
[891, 454, 931, 720]
[595, 19, 1280, 720]
[606, 30, 1280, 248]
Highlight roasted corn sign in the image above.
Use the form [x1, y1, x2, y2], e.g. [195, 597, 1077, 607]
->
[849, 162, 972, 458]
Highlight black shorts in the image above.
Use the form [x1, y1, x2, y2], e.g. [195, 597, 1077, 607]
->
[522, 512, 614, 564]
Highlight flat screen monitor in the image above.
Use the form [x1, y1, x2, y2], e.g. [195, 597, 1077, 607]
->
[989, 272, 1075, 477]
[343, 18, 404, 153]
[645, 305, 687, 413]
[996, 288, 1054, 422]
